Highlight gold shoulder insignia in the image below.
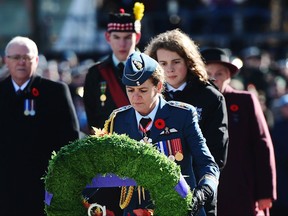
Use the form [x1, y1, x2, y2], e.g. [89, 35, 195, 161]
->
[104, 105, 132, 133]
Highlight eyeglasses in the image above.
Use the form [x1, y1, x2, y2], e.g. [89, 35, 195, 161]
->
[6, 55, 34, 62]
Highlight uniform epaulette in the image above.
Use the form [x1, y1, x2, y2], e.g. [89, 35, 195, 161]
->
[104, 105, 133, 133]
[111, 105, 133, 115]
[168, 101, 193, 110]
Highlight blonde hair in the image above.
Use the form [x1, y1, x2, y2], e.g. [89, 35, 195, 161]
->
[5, 36, 38, 56]
[144, 28, 209, 83]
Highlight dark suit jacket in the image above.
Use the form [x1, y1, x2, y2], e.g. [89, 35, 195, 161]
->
[217, 85, 277, 216]
[0, 75, 80, 215]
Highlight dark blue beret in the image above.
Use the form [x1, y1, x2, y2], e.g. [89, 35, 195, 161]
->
[122, 52, 158, 86]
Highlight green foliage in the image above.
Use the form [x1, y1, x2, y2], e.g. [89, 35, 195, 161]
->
[44, 133, 192, 216]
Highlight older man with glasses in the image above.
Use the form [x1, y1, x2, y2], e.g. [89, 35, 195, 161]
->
[0, 36, 80, 215]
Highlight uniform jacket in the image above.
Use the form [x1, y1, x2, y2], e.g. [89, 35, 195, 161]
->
[0, 75, 80, 215]
[111, 96, 220, 216]
[217, 85, 277, 216]
[163, 75, 229, 170]
[83, 54, 129, 130]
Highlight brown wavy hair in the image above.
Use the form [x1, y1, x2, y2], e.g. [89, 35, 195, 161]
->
[144, 28, 209, 83]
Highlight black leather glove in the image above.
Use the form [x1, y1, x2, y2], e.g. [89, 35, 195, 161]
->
[188, 185, 213, 216]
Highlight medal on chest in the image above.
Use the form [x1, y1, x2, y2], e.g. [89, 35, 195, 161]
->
[139, 119, 153, 144]
[155, 138, 184, 162]
[24, 99, 36, 116]
[100, 81, 107, 106]
[22, 87, 39, 116]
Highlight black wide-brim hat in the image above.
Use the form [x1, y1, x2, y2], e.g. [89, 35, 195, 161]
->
[122, 52, 158, 86]
[201, 48, 239, 76]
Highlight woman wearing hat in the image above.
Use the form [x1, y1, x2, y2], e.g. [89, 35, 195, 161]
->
[201, 47, 277, 216]
[105, 52, 220, 216]
[144, 29, 228, 216]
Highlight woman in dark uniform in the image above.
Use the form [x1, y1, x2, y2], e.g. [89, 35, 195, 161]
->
[105, 51, 220, 216]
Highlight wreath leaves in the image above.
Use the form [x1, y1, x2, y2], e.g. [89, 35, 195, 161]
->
[44, 133, 192, 216]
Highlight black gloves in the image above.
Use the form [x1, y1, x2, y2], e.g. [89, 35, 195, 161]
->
[188, 185, 213, 216]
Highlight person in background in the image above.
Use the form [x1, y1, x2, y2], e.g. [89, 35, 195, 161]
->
[104, 51, 219, 216]
[82, 3, 144, 215]
[201, 47, 277, 216]
[84, 2, 144, 133]
[0, 36, 80, 215]
[144, 28, 228, 216]
[270, 94, 288, 216]
[238, 46, 272, 104]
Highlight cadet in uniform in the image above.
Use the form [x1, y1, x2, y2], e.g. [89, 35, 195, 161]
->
[83, 2, 144, 133]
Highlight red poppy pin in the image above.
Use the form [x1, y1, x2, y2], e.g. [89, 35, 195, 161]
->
[230, 104, 239, 112]
[32, 88, 39, 97]
[154, 118, 165, 129]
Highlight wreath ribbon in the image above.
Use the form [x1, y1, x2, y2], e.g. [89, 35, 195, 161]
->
[45, 173, 189, 206]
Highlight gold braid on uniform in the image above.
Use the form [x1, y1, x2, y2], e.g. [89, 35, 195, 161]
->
[119, 185, 135, 209]
[104, 110, 135, 209]
[103, 111, 116, 134]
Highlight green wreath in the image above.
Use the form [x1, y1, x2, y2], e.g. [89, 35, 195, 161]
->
[44, 133, 192, 216]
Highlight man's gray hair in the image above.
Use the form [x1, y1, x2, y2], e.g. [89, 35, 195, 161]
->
[5, 36, 38, 56]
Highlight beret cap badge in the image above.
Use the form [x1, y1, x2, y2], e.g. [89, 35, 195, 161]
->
[133, 60, 143, 70]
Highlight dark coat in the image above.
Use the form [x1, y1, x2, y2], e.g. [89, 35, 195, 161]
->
[163, 78, 228, 216]
[271, 118, 288, 214]
[83, 55, 128, 130]
[112, 97, 220, 216]
[217, 85, 277, 216]
[163, 76, 229, 170]
[0, 75, 80, 215]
